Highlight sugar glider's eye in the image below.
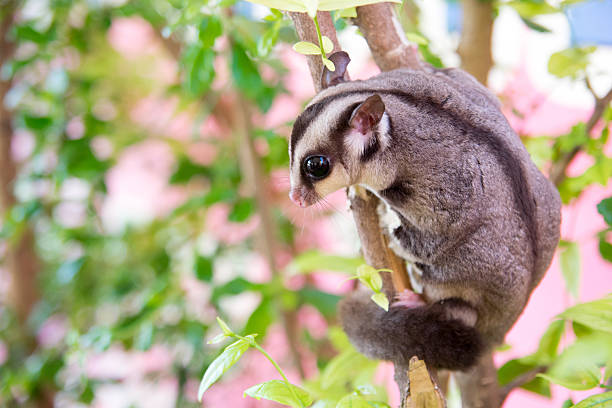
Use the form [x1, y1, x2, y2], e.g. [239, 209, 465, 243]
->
[303, 155, 330, 180]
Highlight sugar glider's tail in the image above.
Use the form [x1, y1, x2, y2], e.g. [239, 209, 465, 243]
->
[338, 291, 484, 370]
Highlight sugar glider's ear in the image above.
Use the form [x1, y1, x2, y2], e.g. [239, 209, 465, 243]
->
[349, 94, 385, 135]
[320, 51, 351, 89]
[345, 94, 386, 157]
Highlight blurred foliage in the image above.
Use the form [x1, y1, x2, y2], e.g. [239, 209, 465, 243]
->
[0, 0, 610, 407]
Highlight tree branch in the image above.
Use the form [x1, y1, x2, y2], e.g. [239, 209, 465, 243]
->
[457, 0, 494, 85]
[354, 3, 421, 71]
[0, 0, 42, 327]
[1, 4, 54, 407]
[549, 83, 612, 186]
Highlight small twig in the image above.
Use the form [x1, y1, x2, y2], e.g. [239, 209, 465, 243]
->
[500, 365, 547, 402]
[585, 76, 597, 99]
[549, 83, 612, 186]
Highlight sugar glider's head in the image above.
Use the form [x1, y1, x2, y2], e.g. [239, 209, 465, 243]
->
[288, 52, 391, 207]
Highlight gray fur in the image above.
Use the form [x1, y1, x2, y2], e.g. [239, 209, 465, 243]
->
[289, 65, 561, 371]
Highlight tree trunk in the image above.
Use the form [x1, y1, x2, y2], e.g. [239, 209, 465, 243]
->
[457, 0, 494, 85]
[1, 5, 53, 407]
[0, 0, 42, 328]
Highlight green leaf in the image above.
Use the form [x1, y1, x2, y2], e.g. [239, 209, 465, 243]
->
[183, 46, 215, 96]
[356, 264, 377, 280]
[540, 333, 612, 390]
[199, 15, 223, 48]
[537, 371, 599, 391]
[135, 322, 154, 351]
[16, 25, 51, 44]
[298, 287, 341, 318]
[556, 123, 588, 153]
[548, 47, 596, 79]
[571, 391, 612, 408]
[211, 277, 261, 303]
[356, 264, 382, 292]
[304, 0, 319, 17]
[217, 317, 234, 336]
[336, 394, 372, 408]
[318, 0, 400, 10]
[405, 32, 428, 45]
[208, 334, 227, 344]
[534, 320, 565, 363]
[231, 42, 275, 112]
[508, 1, 558, 17]
[321, 349, 373, 389]
[56, 257, 86, 285]
[562, 399, 574, 408]
[599, 238, 612, 263]
[371, 293, 389, 311]
[198, 338, 250, 400]
[242, 0, 397, 12]
[573, 322, 595, 338]
[244, 380, 313, 407]
[498, 359, 550, 397]
[231, 42, 262, 93]
[244, 298, 276, 339]
[243, 0, 312, 12]
[322, 36, 334, 54]
[559, 297, 612, 334]
[170, 156, 209, 184]
[597, 197, 612, 226]
[258, 20, 281, 57]
[293, 41, 322, 55]
[195, 256, 213, 282]
[228, 198, 255, 222]
[337, 7, 357, 18]
[520, 17, 552, 32]
[559, 241, 580, 299]
[288, 250, 364, 275]
[322, 56, 335, 71]
[496, 320, 565, 397]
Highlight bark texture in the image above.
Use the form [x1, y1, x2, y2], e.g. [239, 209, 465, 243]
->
[457, 0, 494, 85]
[355, 3, 421, 72]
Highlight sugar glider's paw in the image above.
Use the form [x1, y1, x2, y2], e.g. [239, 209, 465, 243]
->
[392, 289, 426, 308]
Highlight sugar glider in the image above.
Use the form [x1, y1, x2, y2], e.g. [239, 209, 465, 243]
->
[288, 52, 561, 374]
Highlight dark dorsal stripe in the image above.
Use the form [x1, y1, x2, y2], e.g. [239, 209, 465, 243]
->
[290, 102, 328, 161]
[290, 87, 538, 265]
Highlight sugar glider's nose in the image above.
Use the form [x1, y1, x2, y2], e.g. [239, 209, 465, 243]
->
[289, 189, 306, 208]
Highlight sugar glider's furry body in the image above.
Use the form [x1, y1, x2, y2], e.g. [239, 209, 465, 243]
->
[288, 56, 561, 375]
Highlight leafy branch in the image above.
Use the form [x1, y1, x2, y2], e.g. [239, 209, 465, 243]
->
[199, 318, 313, 408]
[242, 0, 400, 71]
